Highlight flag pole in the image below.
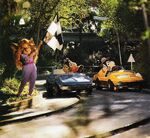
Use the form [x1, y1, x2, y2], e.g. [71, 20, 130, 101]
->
[54, 12, 59, 63]
[36, 22, 41, 46]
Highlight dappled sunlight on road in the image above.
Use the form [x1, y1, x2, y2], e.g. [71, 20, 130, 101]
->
[1, 90, 150, 138]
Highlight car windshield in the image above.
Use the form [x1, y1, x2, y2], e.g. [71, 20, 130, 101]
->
[60, 73, 91, 83]
[111, 66, 123, 72]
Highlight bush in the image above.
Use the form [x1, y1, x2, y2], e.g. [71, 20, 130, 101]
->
[0, 78, 38, 104]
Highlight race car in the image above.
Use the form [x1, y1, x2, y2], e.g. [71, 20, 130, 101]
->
[46, 69, 93, 97]
[93, 66, 144, 91]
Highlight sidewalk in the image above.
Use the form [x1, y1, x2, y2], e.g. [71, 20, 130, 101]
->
[0, 80, 79, 125]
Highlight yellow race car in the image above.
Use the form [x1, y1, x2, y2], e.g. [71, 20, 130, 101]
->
[93, 66, 144, 91]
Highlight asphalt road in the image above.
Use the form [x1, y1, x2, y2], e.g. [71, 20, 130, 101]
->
[0, 89, 150, 138]
[109, 123, 150, 138]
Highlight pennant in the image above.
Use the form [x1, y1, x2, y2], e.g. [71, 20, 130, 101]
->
[44, 15, 63, 51]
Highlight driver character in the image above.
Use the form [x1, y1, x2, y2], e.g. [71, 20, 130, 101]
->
[63, 58, 80, 73]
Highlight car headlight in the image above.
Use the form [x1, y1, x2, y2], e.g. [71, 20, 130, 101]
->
[116, 74, 129, 79]
[60, 86, 69, 90]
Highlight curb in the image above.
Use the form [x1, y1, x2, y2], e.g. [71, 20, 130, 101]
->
[86, 116, 150, 138]
[0, 79, 46, 114]
[0, 98, 80, 126]
[0, 93, 44, 114]
[0, 78, 81, 126]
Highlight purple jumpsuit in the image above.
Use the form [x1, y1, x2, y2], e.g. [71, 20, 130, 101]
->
[18, 54, 37, 94]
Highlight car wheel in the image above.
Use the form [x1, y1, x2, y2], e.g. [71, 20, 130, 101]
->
[87, 88, 92, 95]
[45, 82, 53, 97]
[113, 86, 119, 92]
[95, 79, 102, 90]
[108, 80, 117, 91]
[135, 86, 143, 92]
[52, 84, 61, 97]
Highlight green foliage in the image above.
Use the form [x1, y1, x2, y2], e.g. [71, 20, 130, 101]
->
[0, 0, 150, 84]
[0, 64, 5, 75]
[1, 78, 20, 95]
[142, 29, 150, 40]
[0, 78, 38, 104]
[57, 0, 89, 28]
[98, 0, 144, 38]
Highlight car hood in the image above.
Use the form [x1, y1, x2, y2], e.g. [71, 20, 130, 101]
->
[57, 73, 92, 85]
[110, 70, 134, 75]
[110, 70, 139, 76]
[109, 70, 144, 81]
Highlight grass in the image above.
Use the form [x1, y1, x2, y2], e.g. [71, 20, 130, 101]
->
[0, 78, 38, 104]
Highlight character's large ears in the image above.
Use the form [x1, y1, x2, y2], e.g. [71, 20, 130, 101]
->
[107, 61, 116, 68]
[10, 43, 18, 54]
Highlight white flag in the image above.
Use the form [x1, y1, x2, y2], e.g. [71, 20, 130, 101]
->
[44, 15, 63, 51]
[47, 21, 58, 36]
[47, 36, 59, 51]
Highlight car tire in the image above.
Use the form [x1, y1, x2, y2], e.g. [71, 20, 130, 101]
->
[52, 84, 61, 97]
[113, 86, 119, 92]
[45, 82, 53, 97]
[87, 88, 92, 95]
[95, 79, 102, 90]
[135, 86, 143, 92]
[108, 80, 117, 91]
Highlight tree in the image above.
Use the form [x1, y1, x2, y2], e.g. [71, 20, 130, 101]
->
[0, 0, 61, 82]
[0, 0, 18, 84]
[0, 0, 102, 82]
[97, 0, 150, 84]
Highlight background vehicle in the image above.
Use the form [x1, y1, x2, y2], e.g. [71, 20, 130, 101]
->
[93, 66, 144, 91]
[46, 69, 93, 97]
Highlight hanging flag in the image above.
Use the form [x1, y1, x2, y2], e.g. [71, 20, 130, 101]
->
[44, 15, 63, 51]
[55, 21, 63, 50]
[47, 36, 60, 51]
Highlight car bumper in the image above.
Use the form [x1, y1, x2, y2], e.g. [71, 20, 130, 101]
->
[59, 84, 94, 92]
[116, 81, 144, 89]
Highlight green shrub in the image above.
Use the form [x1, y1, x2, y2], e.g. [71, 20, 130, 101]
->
[0, 78, 38, 103]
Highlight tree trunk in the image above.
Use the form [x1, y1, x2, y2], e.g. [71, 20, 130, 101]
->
[142, 3, 150, 87]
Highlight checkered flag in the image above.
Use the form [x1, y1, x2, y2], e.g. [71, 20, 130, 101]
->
[44, 15, 63, 51]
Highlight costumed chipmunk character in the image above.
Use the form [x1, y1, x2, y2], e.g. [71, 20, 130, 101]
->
[11, 38, 43, 96]
[63, 58, 84, 73]
[100, 57, 110, 73]
[100, 57, 121, 74]
[93, 57, 121, 81]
